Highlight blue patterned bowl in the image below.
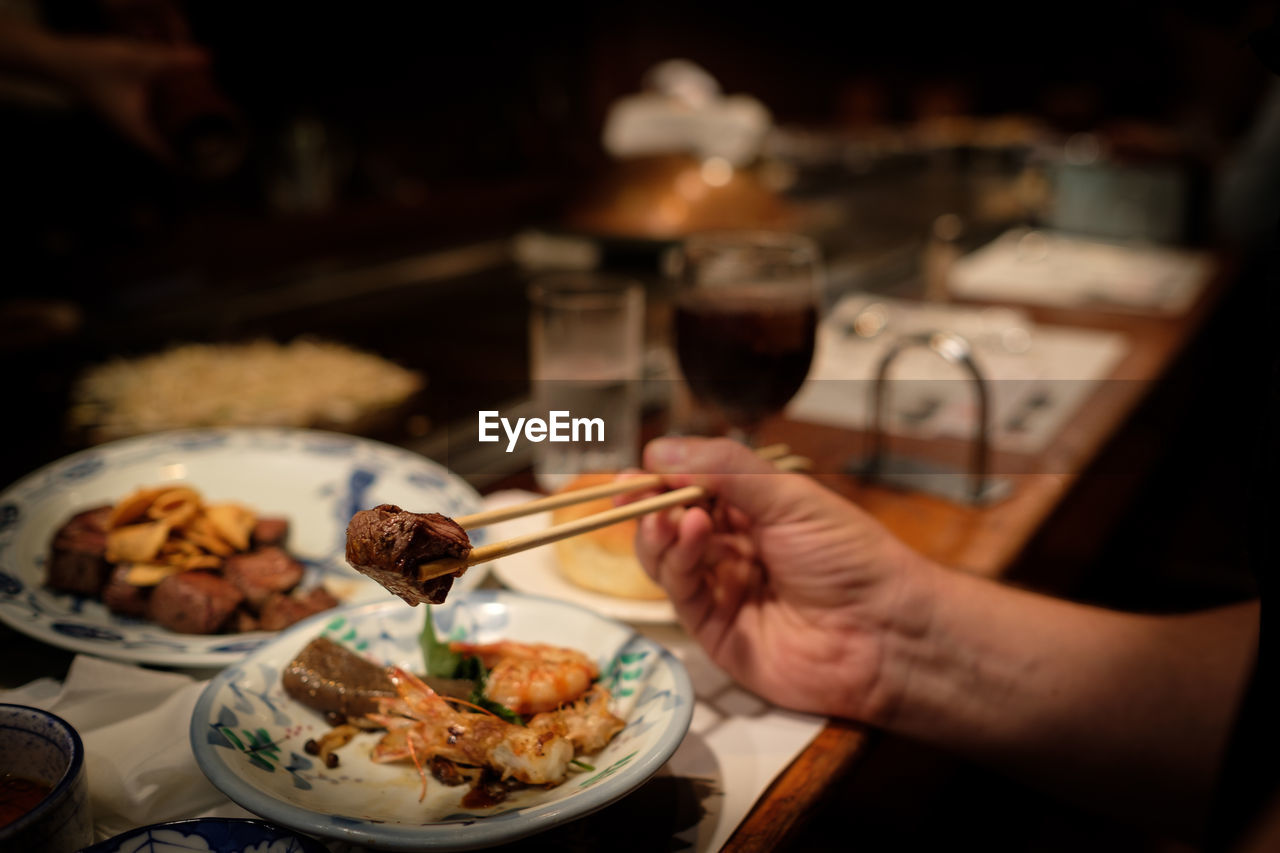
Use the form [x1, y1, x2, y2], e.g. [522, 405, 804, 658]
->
[0, 427, 488, 667]
[0, 703, 91, 853]
[82, 817, 329, 853]
[190, 591, 695, 851]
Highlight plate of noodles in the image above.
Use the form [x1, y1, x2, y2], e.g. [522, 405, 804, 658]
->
[190, 591, 694, 851]
[67, 339, 424, 445]
[0, 428, 488, 667]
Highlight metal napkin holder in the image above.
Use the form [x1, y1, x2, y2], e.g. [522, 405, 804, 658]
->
[847, 330, 1011, 506]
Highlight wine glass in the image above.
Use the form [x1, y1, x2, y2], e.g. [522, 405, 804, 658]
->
[669, 230, 822, 444]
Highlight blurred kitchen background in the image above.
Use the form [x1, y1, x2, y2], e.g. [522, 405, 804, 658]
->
[1, 0, 1275, 497]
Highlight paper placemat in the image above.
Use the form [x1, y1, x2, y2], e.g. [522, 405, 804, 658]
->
[788, 295, 1129, 455]
[636, 623, 830, 851]
[0, 656, 257, 844]
[948, 227, 1212, 314]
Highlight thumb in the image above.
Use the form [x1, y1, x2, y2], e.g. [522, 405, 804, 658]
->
[643, 437, 800, 521]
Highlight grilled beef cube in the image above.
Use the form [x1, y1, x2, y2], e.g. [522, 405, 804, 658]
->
[232, 608, 260, 633]
[223, 546, 305, 610]
[147, 571, 244, 634]
[344, 504, 471, 606]
[251, 517, 290, 548]
[258, 586, 340, 631]
[46, 506, 113, 596]
[100, 565, 150, 617]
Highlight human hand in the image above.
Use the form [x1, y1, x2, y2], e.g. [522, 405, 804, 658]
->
[52, 35, 207, 160]
[631, 438, 1263, 834]
[631, 437, 938, 720]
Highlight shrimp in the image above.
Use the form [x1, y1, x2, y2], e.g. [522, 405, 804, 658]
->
[448, 640, 597, 715]
[527, 683, 626, 755]
[367, 667, 573, 797]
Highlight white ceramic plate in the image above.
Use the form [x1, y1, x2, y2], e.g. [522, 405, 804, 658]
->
[0, 428, 488, 667]
[190, 591, 694, 851]
[484, 491, 677, 625]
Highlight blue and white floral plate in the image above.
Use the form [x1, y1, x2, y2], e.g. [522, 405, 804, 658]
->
[190, 591, 694, 851]
[0, 428, 488, 667]
[82, 817, 328, 853]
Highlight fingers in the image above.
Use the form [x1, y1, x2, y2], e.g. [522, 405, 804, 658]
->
[636, 505, 713, 612]
[643, 437, 801, 522]
[64, 39, 212, 162]
[665, 508, 714, 596]
[645, 437, 773, 476]
[611, 468, 656, 506]
[634, 506, 678, 570]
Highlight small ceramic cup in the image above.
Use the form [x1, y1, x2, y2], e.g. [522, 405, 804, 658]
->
[0, 703, 92, 853]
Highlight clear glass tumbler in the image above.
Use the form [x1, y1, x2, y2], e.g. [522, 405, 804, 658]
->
[528, 273, 645, 490]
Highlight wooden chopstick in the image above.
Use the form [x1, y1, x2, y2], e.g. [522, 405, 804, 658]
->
[453, 442, 791, 530]
[420, 452, 810, 581]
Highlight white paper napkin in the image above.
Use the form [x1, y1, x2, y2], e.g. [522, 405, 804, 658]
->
[948, 227, 1212, 313]
[0, 655, 255, 844]
[638, 625, 829, 851]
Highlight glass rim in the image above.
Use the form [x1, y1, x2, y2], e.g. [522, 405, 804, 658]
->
[527, 272, 644, 311]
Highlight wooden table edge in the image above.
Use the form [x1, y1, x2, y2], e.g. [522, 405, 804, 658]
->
[721, 718, 871, 852]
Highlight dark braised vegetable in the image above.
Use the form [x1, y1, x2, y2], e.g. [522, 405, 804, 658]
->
[282, 636, 474, 720]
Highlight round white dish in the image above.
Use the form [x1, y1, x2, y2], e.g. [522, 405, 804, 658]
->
[0, 427, 488, 667]
[190, 591, 694, 851]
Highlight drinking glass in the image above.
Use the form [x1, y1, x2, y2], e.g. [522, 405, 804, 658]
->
[670, 231, 822, 443]
[528, 273, 645, 490]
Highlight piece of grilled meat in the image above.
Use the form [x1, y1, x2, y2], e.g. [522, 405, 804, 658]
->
[345, 504, 471, 605]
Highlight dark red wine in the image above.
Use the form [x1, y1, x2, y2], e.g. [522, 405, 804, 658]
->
[674, 293, 817, 428]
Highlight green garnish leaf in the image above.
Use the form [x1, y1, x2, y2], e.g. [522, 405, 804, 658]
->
[467, 685, 525, 725]
[443, 649, 525, 724]
[420, 605, 461, 677]
[570, 759, 595, 771]
[454, 654, 487, 682]
[421, 623, 526, 725]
